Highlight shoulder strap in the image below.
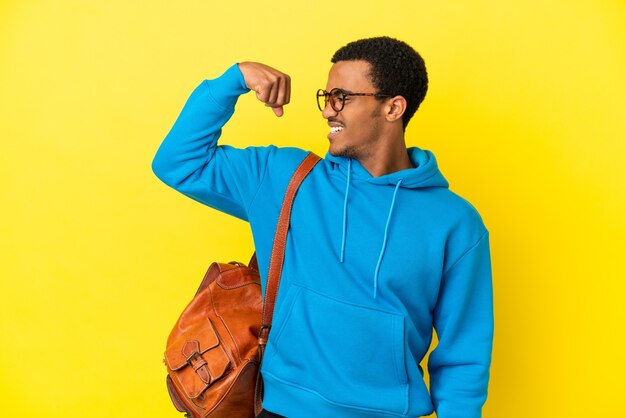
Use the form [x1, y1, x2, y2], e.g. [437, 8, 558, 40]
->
[255, 152, 320, 415]
[258, 152, 321, 344]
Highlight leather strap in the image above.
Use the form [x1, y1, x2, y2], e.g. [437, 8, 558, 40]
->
[254, 152, 321, 414]
[261, 152, 321, 336]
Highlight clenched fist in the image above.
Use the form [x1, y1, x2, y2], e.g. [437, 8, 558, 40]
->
[238, 62, 291, 117]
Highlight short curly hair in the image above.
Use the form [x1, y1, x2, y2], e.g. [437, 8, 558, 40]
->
[331, 36, 428, 129]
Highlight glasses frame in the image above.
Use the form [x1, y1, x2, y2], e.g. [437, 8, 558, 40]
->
[316, 88, 392, 112]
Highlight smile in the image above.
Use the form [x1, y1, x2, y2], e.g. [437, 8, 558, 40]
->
[330, 126, 344, 134]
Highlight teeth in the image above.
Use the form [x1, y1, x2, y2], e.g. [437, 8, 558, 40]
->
[330, 126, 344, 134]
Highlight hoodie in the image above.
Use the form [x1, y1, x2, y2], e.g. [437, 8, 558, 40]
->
[152, 64, 494, 418]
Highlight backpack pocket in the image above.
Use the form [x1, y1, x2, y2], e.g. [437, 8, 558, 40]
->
[164, 317, 231, 399]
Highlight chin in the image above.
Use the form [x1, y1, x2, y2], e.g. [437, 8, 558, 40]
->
[329, 144, 359, 160]
[328, 147, 341, 157]
[328, 143, 344, 157]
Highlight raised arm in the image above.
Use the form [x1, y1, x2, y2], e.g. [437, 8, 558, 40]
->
[151, 63, 292, 220]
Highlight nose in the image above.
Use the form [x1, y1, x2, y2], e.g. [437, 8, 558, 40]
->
[321, 100, 338, 120]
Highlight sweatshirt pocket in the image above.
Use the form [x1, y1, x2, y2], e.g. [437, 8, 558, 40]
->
[266, 285, 408, 414]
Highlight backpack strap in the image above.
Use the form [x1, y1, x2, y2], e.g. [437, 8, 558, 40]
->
[260, 152, 321, 342]
[255, 152, 321, 415]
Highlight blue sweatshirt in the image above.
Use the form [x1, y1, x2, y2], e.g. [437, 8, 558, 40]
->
[152, 64, 494, 418]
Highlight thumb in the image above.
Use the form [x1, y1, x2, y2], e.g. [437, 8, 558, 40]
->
[271, 106, 284, 117]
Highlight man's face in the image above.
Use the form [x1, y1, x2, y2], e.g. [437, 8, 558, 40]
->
[322, 60, 387, 160]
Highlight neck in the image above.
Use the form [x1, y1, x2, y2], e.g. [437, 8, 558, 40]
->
[359, 136, 413, 178]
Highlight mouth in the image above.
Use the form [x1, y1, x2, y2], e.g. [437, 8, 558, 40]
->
[328, 120, 345, 138]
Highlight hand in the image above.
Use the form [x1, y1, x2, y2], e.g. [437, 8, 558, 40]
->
[238, 62, 291, 117]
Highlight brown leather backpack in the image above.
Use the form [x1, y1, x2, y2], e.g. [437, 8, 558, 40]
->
[164, 153, 320, 418]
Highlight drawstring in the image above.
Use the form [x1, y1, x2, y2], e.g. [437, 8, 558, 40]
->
[340, 159, 352, 263]
[373, 179, 403, 298]
[337, 159, 402, 298]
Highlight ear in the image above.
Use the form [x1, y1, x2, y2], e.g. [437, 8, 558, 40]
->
[385, 96, 407, 123]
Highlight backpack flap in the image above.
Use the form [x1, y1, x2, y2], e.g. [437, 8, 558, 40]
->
[164, 319, 231, 399]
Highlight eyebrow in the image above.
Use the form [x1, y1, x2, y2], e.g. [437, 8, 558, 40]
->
[331, 88, 353, 94]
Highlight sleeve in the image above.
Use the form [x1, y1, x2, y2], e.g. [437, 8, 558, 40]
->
[151, 63, 274, 221]
[428, 231, 494, 418]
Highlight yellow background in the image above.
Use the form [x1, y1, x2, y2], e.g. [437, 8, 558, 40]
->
[1, 0, 625, 417]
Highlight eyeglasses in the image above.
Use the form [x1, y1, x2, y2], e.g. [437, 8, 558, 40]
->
[316, 88, 392, 112]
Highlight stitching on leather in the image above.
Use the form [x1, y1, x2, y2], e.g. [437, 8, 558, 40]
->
[208, 286, 242, 364]
[216, 267, 261, 290]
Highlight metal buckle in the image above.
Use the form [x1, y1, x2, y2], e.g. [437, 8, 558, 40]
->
[258, 324, 271, 339]
[185, 351, 202, 366]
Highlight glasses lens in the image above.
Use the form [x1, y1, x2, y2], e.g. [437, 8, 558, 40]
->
[329, 89, 345, 112]
[316, 89, 327, 112]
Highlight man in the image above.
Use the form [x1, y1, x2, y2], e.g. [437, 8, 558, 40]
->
[153, 36, 493, 418]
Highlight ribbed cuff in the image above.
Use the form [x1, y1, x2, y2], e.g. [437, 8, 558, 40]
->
[203, 63, 250, 110]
